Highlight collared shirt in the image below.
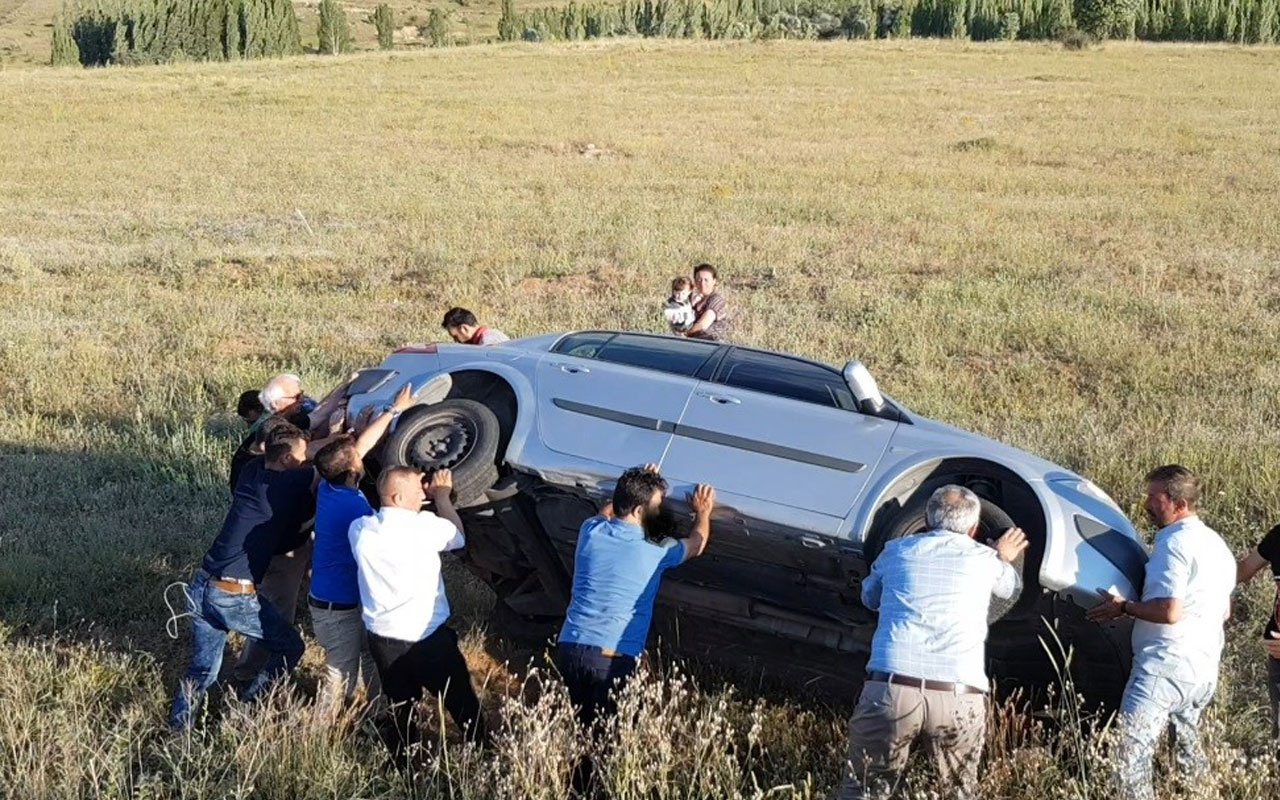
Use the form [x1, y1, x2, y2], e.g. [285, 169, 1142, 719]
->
[349, 506, 464, 642]
[1131, 516, 1235, 684]
[202, 458, 316, 583]
[863, 529, 1021, 691]
[468, 326, 509, 345]
[558, 515, 686, 658]
[310, 481, 373, 605]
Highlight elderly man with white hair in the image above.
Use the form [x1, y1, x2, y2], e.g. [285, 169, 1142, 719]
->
[833, 485, 1028, 800]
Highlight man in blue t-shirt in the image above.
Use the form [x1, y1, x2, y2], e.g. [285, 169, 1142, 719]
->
[555, 465, 715, 725]
[169, 424, 315, 730]
[309, 383, 414, 712]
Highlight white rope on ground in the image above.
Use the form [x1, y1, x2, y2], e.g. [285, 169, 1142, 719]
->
[164, 581, 193, 639]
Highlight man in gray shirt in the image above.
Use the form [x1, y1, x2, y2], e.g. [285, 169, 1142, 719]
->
[1088, 465, 1235, 800]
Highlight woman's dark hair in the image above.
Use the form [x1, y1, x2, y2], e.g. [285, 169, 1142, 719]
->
[693, 263, 718, 280]
[441, 307, 479, 329]
[612, 467, 668, 518]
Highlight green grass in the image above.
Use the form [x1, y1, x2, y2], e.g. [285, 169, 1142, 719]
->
[3, 38, 1280, 797]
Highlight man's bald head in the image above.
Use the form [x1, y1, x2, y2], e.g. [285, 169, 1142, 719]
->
[378, 466, 426, 510]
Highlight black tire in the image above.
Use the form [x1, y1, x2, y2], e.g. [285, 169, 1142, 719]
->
[873, 492, 1024, 623]
[383, 399, 500, 507]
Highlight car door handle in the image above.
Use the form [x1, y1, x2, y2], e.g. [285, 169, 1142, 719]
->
[559, 364, 590, 374]
[697, 392, 740, 405]
[799, 535, 828, 549]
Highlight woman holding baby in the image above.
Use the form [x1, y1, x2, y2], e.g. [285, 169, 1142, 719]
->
[663, 263, 731, 342]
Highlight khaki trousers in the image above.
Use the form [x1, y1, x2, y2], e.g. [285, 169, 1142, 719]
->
[834, 680, 986, 800]
[233, 539, 313, 684]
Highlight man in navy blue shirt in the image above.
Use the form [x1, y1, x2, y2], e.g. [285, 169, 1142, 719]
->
[169, 423, 316, 730]
[555, 465, 715, 725]
[309, 383, 415, 712]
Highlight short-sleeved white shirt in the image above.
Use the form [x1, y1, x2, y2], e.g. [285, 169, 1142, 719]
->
[349, 506, 464, 642]
[1130, 516, 1235, 684]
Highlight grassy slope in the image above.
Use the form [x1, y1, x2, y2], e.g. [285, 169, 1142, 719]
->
[2, 40, 1280, 796]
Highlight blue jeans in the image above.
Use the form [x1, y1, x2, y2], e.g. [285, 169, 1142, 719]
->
[1115, 668, 1216, 800]
[168, 570, 305, 729]
[554, 642, 638, 727]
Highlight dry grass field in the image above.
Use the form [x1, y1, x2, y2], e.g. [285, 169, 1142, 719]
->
[3, 38, 1280, 798]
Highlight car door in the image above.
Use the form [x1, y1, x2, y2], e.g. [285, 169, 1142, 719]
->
[661, 348, 898, 527]
[534, 332, 721, 477]
[657, 348, 899, 624]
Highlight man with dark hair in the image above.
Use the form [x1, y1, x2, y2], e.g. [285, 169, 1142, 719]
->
[1088, 465, 1235, 800]
[237, 390, 265, 426]
[169, 424, 314, 729]
[441, 306, 509, 346]
[1236, 522, 1280, 737]
[350, 466, 486, 758]
[310, 384, 415, 713]
[555, 465, 716, 725]
[682, 263, 731, 342]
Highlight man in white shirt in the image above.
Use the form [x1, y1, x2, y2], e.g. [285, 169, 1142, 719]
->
[349, 466, 484, 759]
[1088, 465, 1236, 800]
[834, 485, 1028, 800]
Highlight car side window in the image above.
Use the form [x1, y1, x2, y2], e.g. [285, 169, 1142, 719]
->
[715, 349, 858, 411]
[551, 331, 616, 359]
[592, 334, 719, 378]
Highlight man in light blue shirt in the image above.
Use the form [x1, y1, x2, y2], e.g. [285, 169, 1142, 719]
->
[1088, 465, 1235, 800]
[555, 465, 715, 725]
[835, 485, 1027, 800]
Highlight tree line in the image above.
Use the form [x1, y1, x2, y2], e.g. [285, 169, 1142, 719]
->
[497, 0, 1278, 42]
[52, 0, 302, 66]
[51, 0, 1280, 67]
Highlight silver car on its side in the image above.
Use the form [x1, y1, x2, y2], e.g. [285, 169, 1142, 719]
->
[346, 330, 1147, 703]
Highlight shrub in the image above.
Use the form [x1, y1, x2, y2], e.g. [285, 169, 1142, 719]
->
[998, 10, 1021, 38]
[499, 0, 520, 39]
[1061, 25, 1097, 45]
[426, 8, 452, 46]
[318, 0, 352, 54]
[50, 13, 81, 66]
[371, 3, 394, 49]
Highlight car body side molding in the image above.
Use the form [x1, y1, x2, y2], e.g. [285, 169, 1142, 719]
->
[551, 398, 867, 474]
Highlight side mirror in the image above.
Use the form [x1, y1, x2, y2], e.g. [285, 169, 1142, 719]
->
[842, 360, 885, 415]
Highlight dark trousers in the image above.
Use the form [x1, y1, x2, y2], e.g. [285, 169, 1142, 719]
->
[368, 625, 484, 758]
[554, 642, 638, 727]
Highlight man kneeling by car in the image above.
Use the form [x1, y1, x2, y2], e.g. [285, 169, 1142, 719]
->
[555, 465, 715, 726]
[834, 485, 1027, 800]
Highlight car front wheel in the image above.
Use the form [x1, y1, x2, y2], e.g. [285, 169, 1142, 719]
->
[383, 398, 500, 507]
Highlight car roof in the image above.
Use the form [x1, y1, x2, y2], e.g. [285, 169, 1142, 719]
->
[550, 329, 844, 374]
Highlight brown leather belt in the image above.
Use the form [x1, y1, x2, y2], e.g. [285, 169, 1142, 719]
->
[210, 578, 256, 594]
[867, 671, 985, 695]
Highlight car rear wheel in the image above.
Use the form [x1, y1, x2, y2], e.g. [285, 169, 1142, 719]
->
[383, 399, 500, 507]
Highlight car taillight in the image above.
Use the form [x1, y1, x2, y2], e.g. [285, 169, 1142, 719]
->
[393, 343, 439, 354]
